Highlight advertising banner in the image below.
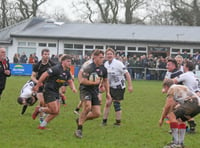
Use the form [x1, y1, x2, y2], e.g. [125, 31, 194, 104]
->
[10, 64, 32, 75]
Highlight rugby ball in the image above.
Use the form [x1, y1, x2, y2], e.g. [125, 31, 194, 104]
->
[89, 72, 99, 82]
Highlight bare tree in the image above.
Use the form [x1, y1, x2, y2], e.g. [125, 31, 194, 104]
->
[0, 0, 48, 29]
[93, 0, 119, 23]
[145, 1, 173, 25]
[122, 0, 146, 24]
[16, 0, 47, 20]
[0, 0, 8, 28]
[73, 0, 146, 24]
[170, 0, 200, 26]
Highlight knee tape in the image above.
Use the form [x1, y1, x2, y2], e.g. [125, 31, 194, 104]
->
[113, 101, 121, 112]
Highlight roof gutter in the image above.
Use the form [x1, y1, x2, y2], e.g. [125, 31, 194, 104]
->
[10, 34, 200, 45]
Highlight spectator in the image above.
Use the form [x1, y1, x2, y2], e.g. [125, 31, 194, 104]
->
[28, 54, 35, 64]
[20, 52, 28, 63]
[182, 50, 189, 59]
[51, 54, 59, 64]
[13, 53, 20, 63]
[33, 53, 38, 63]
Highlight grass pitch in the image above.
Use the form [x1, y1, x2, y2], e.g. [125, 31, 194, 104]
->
[0, 76, 200, 148]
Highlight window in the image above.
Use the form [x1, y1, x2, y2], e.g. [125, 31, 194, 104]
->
[128, 52, 146, 57]
[38, 43, 47, 47]
[106, 45, 115, 49]
[28, 42, 36, 47]
[116, 46, 125, 51]
[48, 43, 56, 47]
[18, 42, 26, 46]
[138, 47, 146, 51]
[128, 47, 136, 51]
[172, 48, 180, 52]
[182, 49, 190, 52]
[18, 47, 36, 59]
[64, 49, 82, 55]
[95, 45, 103, 49]
[85, 45, 94, 49]
[194, 49, 200, 53]
[74, 44, 83, 49]
[64, 44, 73, 48]
[149, 47, 168, 52]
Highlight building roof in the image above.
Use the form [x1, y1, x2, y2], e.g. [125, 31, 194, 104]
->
[1, 17, 200, 44]
[0, 18, 44, 43]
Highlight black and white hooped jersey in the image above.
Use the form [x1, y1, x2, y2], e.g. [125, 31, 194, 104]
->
[165, 68, 183, 79]
[20, 80, 35, 98]
[104, 58, 128, 89]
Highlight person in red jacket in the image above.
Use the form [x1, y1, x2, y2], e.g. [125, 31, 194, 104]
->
[0, 47, 11, 99]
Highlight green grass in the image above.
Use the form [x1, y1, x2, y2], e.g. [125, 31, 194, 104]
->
[0, 76, 200, 148]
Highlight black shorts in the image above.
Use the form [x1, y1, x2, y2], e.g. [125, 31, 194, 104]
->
[110, 87, 125, 101]
[44, 91, 59, 104]
[174, 98, 200, 121]
[63, 82, 68, 87]
[80, 88, 100, 105]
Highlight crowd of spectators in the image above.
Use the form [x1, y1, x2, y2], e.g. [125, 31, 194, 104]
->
[12, 51, 200, 81]
[13, 52, 38, 64]
[122, 51, 200, 80]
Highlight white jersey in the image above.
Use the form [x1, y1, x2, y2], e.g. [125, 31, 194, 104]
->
[20, 80, 35, 98]
[167, 85, 200, 104]
[179, 65, 184, 73]
[104, 58, 128, 89]
[164, 71, 171, 79]
[175, 71, 200, 92]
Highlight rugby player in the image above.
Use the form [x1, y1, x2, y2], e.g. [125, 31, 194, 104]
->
[74, 49, 111, 138]
[102, 48, 133, 126]
[164, 58, 183, 80]
[32, 54, 77, 129]
[160, 79, 200, 148]
[173, 60, 200, 133]
[31, 49, 56, 122]
[17, 80, 37, 115]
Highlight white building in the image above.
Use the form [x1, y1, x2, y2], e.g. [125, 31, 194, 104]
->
[0, 17, 200, 63]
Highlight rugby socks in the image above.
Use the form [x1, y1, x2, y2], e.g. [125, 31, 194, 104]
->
[40, 120, 47, 127]
[170, 122, 179, 144]
[178, 123, 186, 145]
[39, 116, 44, 123]
[39, 107, 43, 112]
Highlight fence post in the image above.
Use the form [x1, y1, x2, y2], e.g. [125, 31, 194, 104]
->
[144, 68, 146, 80]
